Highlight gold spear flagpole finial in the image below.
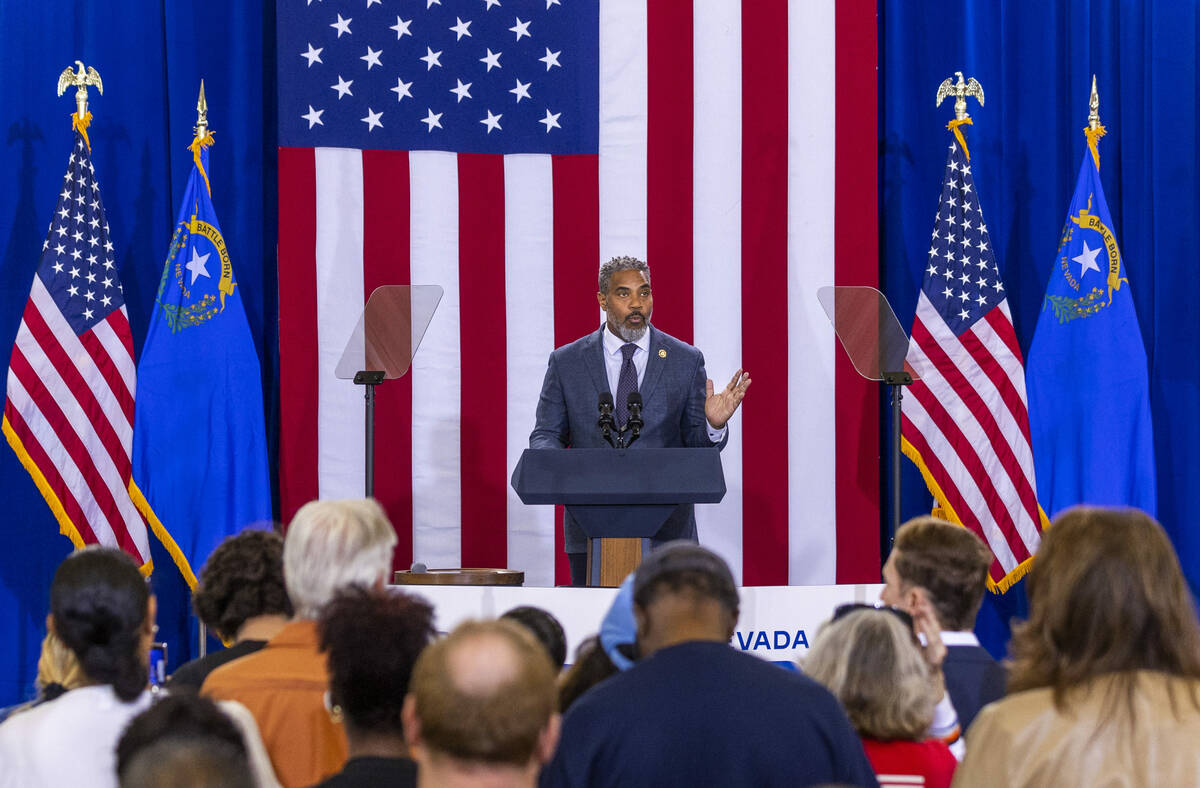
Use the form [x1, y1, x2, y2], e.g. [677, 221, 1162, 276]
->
[195, 79, 209, 139]
[190, 79, 215, 196]
[1085, 74, 1106, 170]
[56, 60, 103, 147]
[1087, 74, 1101, 130]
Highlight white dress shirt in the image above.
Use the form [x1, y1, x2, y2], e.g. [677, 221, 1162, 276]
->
[601, 324, 726, 443]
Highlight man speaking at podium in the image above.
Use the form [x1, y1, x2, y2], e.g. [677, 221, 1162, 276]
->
[530, 256, 750, 586]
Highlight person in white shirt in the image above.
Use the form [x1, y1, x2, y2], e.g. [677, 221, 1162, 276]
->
[0, 547, 157, 788]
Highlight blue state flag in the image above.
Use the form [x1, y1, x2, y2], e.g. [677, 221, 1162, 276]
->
[1025, 126, 1156, 518]
[132, 133, 272, 587]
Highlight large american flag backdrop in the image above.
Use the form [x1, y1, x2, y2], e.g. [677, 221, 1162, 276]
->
[277, 0, 879, 586]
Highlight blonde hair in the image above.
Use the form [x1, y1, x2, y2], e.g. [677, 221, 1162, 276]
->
[803, 609, 938, 740]
[284, 498, 397, 618]
[37, 631, 85, 692]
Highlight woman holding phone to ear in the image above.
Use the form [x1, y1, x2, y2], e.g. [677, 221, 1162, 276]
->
[803, 599, 959, 788]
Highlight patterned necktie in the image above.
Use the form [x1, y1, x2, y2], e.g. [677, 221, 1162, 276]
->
[615, 343, 639, 429]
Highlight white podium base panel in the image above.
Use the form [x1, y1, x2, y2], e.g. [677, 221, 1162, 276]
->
[400, 583, 883, 665]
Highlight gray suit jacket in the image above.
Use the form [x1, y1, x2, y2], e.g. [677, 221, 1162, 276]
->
[529, 325, 727, 552]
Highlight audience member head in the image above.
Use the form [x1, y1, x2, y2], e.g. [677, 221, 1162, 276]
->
[404, 619, 559, 784]
[501, 606, 567, 671]
[319, 585, 436, 746]
[116, 694, 248, 780]
[881, 516, 992, 631]
[36, 630, 85, 701]
[193, 529, 293, 642]
[49, 547, 153, 702]
[119, 739, 253, 788]
[1008, 506, 1200, 707]
[631, 542, 739, 656]
[804, 607, 938, 740]
[284, 498, 398, 618]
[558, 636, 618, 713]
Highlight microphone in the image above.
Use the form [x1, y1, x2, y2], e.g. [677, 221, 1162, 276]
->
[410, 562, 427, 573]
[597, 392, 617, 447]
[625, 392, 643, 446]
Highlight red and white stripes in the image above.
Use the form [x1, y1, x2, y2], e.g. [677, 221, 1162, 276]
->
[4, 279, 149, 564]
[277, 0, 880, 587]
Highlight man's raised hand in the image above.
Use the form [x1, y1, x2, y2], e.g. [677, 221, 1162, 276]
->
[704, 369, 751, 429]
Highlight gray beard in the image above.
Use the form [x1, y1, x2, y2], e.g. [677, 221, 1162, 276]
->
[612, 320, 648, 343]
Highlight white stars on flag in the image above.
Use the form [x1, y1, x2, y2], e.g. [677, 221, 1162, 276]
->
[509, 17, 531, 40]
[539, 109, 560, 132]
[330, 14, 352, 37]
[283, 0, 579, 147]
[361, 108, 384, 131]
[480, 109, 502, 133]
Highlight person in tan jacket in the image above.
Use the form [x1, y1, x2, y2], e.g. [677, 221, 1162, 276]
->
[953, 506, 1200, 787]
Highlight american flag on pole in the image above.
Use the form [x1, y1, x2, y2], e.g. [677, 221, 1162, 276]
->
[900, 131, 1046, 591]
[2, 129, 151, 569]
[277, 0, 880, 587]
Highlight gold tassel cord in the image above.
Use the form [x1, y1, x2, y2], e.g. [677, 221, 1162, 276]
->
[947, 117, 973, 160]
[71, 111, 92, 151]
[1085, 124, 1107, 171]
[189, 131, 216, 197]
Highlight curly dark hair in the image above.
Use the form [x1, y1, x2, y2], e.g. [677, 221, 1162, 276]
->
[51, 547, 149, 702]
[193, 530, 292, 641]
[116, 694, 247, 779]
[319, 585, 436, 735]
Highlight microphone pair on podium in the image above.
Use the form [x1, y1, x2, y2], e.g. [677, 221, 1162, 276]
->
[597, 392, 643, 449]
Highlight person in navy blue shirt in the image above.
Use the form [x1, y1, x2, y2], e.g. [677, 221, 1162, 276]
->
[541, 543, 879, 788]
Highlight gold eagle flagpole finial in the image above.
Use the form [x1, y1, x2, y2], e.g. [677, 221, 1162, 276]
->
[56, 60, 103, 148]
[935, 71, 984, 160]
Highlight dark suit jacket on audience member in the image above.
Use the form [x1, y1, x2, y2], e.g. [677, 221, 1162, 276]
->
[309, 756, 417, 788]
[529, 325, 727, 555]
[943, 642, 1006, 732]
[541, 641, 879, 788]
[166, 640, 267, 692]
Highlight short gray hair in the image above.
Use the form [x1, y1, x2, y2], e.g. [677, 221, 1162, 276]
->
[597, 256, 650, 294]
[284, 498, 398, 618]
[802, 609, 938, 740]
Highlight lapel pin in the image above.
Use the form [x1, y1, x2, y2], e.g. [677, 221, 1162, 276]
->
[658, 349, 667, 358]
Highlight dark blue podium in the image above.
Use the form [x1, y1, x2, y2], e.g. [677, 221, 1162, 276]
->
[511, 448, 726, 586]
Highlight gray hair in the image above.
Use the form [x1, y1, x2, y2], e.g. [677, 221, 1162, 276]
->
[598, 256, 651, 294]
[284, 498, 398, 618]
[802, 609, 938, 740]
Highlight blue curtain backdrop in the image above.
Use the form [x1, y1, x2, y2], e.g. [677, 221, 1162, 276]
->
[3, 0, 1199, 701]
[0, 0, 277, 705]
[881, 0, 1200, 655]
